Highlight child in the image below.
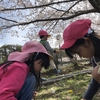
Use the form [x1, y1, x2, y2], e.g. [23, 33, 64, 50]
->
[0, 41, 52, 100]
[38, 30, 60, 75]
[60, 19, 100, 100]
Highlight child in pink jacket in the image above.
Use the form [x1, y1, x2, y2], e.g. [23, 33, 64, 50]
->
[0, 41, 52, 100]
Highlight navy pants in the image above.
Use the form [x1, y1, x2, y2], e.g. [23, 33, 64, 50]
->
[16, 72, 37, 100]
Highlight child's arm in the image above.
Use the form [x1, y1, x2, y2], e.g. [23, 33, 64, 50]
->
[82, 78, 100, 100]
[82, 57, 100, 100]
[0, 62, 29, 100]
[92, 65, 100, 83]
[45, 41, 55, 53]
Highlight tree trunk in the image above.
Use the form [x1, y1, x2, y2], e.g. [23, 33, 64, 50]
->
[89, 0, 100, 13]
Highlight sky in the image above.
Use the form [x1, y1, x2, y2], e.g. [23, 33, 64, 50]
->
[0, 0, 37, 47]
[0, 27, 30, 47]
[0, 0, 64, 47]
[0, 32, 60, 48]
[0, 35, 26, 47]
[0, 26, 59, 48]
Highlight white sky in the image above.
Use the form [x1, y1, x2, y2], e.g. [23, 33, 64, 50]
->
[0, 26, 59, 48]
[0, 26, 29, 47]
[1, 0, 100, 48]
[0, 35, 26, 47]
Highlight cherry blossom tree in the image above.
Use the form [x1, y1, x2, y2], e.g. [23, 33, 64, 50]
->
[0, 0, 100, 45]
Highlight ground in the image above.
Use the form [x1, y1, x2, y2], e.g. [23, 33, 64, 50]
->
[34, 58, 100, 100]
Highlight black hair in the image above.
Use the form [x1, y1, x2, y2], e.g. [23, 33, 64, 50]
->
[25, 52, 50, 87]
[40, 36, 45, 39]
[65, 31, 100, 58]
[0, 52, 50, 88]
[25, 52, 50, 73]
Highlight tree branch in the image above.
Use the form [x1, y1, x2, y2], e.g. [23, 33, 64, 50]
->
[0, 16, 18, 23]
[20, 0, 26, 8]
[47, 0, 81, 32]
[0, 0, 85, 11]
[1, 9, 97, 29]
[0, 0, 3, 2]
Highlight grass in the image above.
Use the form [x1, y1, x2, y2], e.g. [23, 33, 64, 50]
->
[35, 62, 100, 100]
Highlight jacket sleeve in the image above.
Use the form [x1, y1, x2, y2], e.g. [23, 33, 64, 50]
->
[44, 41, 55, 53]
[83, 78, 100, 99]
[83, 57, 100, 99]
[0, 62, 29, 100]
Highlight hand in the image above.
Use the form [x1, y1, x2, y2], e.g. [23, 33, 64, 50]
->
[92, 66, 100, 83]
[55, 49, 59, 53]
[33, 91, 37, 97]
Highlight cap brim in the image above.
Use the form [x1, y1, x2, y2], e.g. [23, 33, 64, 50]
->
[60, 40, 76, 50]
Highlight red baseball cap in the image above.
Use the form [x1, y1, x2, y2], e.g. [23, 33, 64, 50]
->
[60, 19, 91, 49]
[38, 30, 51, 37]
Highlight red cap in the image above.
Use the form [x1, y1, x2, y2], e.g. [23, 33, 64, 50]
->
[38, 30, 51, 37]
[60, 19, 91, 49]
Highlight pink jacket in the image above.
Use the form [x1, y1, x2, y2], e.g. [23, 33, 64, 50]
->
[0, 62, 29, 100]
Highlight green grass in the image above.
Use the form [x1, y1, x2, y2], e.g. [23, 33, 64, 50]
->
[35, 62, 100, 100]
[36, 74, 100, 100]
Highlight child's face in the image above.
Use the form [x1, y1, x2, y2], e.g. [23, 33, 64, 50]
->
[71, 38, 95, 58]
[34, 59, 43, 72]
